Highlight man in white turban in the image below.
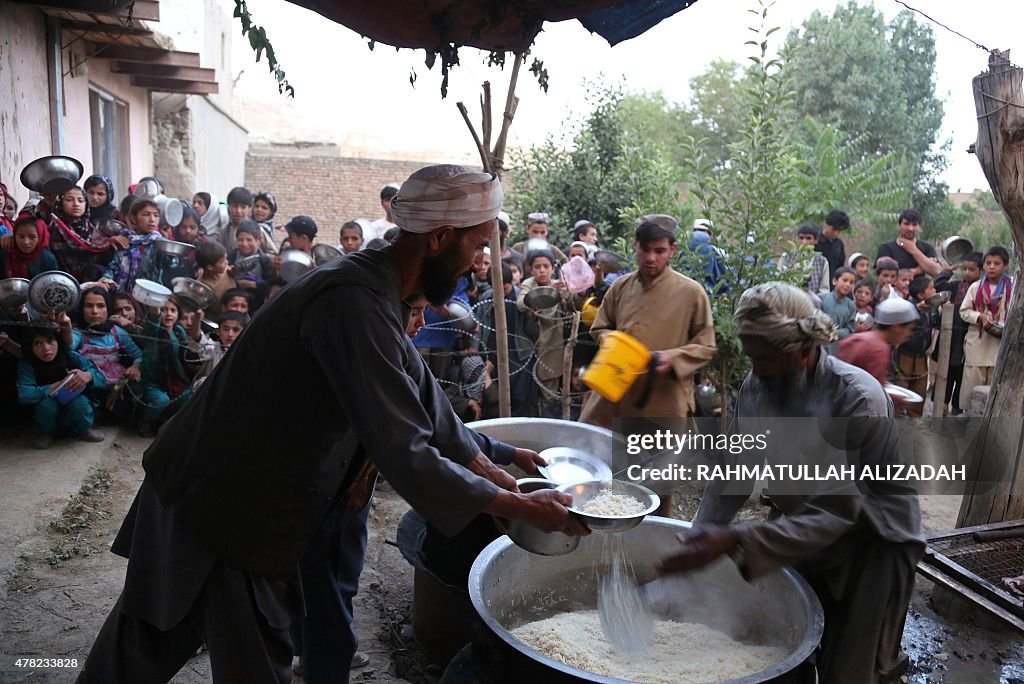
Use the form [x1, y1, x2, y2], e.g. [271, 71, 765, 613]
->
[659, 282, 924, 684]
[79, 165, 585, 684]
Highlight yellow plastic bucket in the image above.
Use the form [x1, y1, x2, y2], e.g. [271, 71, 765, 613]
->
[582, 330, 651, 402]
[580, 296, 599, 326]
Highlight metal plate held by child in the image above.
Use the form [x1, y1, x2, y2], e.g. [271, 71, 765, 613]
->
[884, 383, 924, 404]
[537, 447, 611, 485]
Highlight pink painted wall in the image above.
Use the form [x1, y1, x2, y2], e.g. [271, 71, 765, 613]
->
[61, 48, 152, 198]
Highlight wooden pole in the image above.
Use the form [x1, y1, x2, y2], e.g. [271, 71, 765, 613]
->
[957, 49, 1024, 527]
[457, 53, 524, 418]
[932, 302, 954, 418]
[562, 311, 581, 420]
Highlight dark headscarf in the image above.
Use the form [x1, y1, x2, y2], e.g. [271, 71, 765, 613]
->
[83, 175, 117, 223]
[255, 191, 277, 219]
[76, 286, 115, 334]
[26, 326, 71, 386]
[52, 186, 93, 242]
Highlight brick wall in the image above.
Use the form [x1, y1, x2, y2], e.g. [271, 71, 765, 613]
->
[245, 147, 450, 244]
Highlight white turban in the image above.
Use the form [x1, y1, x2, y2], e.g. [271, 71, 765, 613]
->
[735, 282, 837, 352]
[390, 165, 503, 234]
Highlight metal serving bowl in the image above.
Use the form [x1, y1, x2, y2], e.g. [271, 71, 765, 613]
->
[153, 239, 196, 257]
[594, 249, 629, 272]
[132, 178, 161, 200]
[95, 218, 129, 238]
[132, 279, 171, 309]
[233, 254, 263, 273]
[20, 156, 83, 195]
[0, 278, 31, 309]
[537, 447, 612, 485]
[942, 236, 974, 265]
[470, 517, 824, 684]
[506, 478, 581, 556]
[987, 321, 1005, 338]
[884, 383, 924, 404]
[28, 271, 80, 314]
[925, 291, 950, 307]
[524, 286, 559, 310]
[154, 196, 184, 227]
[558, 479, 660, 533]
[312, 243, 342, 266]
[279, 249, 314, 283]
[446, 299, 477, 332]
[171, 277, 216, 310]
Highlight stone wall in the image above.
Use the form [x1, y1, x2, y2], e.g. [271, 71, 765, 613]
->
[244, 145, 449, 243]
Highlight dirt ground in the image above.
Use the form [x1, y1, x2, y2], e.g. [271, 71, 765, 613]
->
[0, 427, 1021, 683]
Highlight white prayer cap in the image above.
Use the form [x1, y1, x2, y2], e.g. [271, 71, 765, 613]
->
[390, 165, 503, 234]
[527, 212, 550, 225]
[874, 298, 919, 326]
[693, 218, 713, 233]
[497, 211, 511, 226]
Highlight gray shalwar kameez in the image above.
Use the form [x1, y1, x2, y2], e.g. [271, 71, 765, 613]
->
[79, 249, 503, 683]
[695, 352, 925, 684]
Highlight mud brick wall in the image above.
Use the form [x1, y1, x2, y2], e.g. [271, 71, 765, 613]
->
[245, 148, 436, 243]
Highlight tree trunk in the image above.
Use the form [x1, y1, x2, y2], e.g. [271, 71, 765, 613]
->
[957, 50, 1024, 527]
[931, 302, 954, 418]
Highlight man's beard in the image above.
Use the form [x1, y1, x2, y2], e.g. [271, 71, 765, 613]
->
[757, 363, 809, 413]
[422, 250, 465, 306]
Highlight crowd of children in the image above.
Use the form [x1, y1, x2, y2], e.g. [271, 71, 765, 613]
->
[1, 164, 1015, 446]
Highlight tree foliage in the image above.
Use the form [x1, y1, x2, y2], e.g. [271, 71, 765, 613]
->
[678, 2, 808, 416]
[783, 2, 946, 222]
[507, 85, 685, 246]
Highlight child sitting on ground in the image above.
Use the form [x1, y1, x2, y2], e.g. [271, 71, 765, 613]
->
[17, 323, 106, 448]
[103, 198, 164, 293]
[959, 246, 1011, 413]
[196, 241, 235, 319]
[0, 214, 57, 278]
[71, 287, 143, 421]
[138, 295, 200, 436]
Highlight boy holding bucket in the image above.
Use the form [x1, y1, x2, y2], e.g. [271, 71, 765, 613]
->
[580, 216, 716, 515]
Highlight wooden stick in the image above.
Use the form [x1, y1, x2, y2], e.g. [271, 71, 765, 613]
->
[932, 301, 954, 417]
[456, 101, 489, 171]
[482, 81, 493, 155]
[562, 310, 581, 420]
[491, 54, 523, 171]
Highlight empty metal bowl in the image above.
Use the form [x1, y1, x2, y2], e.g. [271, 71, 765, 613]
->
[279, 249, 314, 283]
[506, 478, 581, 556]
[558, 479, 660, 533]
[926, 291, 950, 307]
[95, 218, 129, 238]
[132, 279, 171, 308]
[233, 254, 263, 273]
[20, 156, 83, 195]
[942, 236, 974, 265]
[171, 277, 216, 310]
[524, 286, 559, 310]
[446, 299, 477, 332]
[154, 196, 184, 227]
[153, 239, 196, 258]
[594, 249, 629, 272]
[200, 318, 219, 334]
[28, 271, 80, 314]
[312, 243, 342, 266]
[854, 311, 875, 328]
[0, 278, 30, 309]
[987, 321, 1005, 338]
[537, 447, 612, 485]
[132, 178, 162, 200]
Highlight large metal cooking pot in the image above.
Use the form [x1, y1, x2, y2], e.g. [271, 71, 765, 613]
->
[469, 518, 823, 683]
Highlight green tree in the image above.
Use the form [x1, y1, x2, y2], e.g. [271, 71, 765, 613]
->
[508, 85, 684, 246]
[784, 2, 945, 222]
[679, 2, 808, 421]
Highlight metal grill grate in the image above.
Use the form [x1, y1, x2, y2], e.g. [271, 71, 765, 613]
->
[929, 528, 1024, 591]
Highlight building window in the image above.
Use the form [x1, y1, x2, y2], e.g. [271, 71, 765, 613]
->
[89, 88, 130, 198]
